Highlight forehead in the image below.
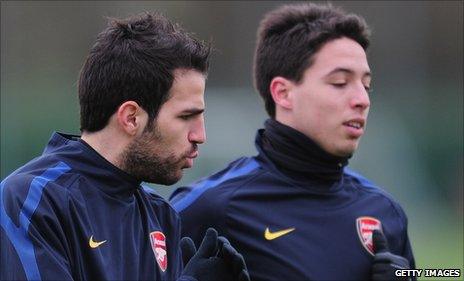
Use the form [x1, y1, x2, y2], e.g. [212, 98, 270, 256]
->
[309, 37, 370, 75]
[163, 69, 206, 108]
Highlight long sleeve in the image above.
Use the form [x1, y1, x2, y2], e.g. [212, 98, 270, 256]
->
[1, 165, 74, 280]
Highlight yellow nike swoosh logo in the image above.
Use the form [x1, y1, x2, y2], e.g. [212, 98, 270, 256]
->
[89, 235, 107, 248]
[264, 227, 295, 240]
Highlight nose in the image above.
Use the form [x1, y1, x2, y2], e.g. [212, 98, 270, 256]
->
[350, 84, 370, 111]
[188, 116, 206, 145]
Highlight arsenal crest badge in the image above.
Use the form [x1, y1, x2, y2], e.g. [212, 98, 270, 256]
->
[356, 216, 382, 255]
[150, 231, 168, 272]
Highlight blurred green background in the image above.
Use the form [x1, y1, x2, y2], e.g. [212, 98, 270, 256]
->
[1, 1, 462, 279]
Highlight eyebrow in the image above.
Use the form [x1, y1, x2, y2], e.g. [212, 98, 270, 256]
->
[325, 67, 371, 78]
[180, 108, 205, 115]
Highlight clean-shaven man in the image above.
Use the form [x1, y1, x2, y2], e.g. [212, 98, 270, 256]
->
[171, 3, 414, 280]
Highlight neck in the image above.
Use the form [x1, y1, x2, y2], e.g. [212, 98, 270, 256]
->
[258, 118, 350, 182]
[81, 128, 128, 169]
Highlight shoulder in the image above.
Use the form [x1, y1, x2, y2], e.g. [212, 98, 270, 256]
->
[343, 168, 408, 220]
[170, 157, 263, 213]
[1, 158, 80, 229]
[2, 158, 77, 200]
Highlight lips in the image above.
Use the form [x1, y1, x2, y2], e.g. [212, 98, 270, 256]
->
[182, 146, 199, 169]
[343, 118, 365, 129]
[343, 118, 366, 137]
[186, 151, 198, 159]
[183, 150, 198, 168]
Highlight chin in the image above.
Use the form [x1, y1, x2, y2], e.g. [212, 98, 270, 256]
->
[145, 171, 183, 186]
[165, 172, 183, 186]
[340, 146, 358, 157]
[169, 169, 184, 185]
[331, 150, 352, 158]
[332, 144, 358, 157]
[154, 177, 181, 186]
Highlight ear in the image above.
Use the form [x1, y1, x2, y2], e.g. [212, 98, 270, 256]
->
[116, 101, 147, 136]
[270, 76, 293, 110]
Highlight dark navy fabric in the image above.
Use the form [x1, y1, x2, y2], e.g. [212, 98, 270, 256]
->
[1, 132, 186, 281]
[170, 129, 415, 281]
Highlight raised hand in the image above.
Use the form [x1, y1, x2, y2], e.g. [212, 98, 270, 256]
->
[371, 230, 411, 281]
[180, 228, 250, 281]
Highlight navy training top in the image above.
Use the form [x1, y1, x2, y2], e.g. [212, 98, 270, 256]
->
[171, 122, 415, 281]
[1, 132, 193, 281]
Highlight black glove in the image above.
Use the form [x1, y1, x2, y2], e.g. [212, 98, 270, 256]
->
[217, 236, 250, 281]
[180, 236, 196, 267]
[180, 228, 250, 281]
[371, 229, 411, 281]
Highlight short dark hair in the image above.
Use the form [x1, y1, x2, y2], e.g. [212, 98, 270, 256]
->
[254, 3, 370, 117]
[78, 12, 211, 132]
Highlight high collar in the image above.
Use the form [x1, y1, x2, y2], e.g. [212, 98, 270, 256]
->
[255, 119, 350, 183]
[44, 132, 141, 199]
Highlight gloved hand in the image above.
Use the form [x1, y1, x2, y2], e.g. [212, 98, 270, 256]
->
[371, 229, 411, 281]
[180, 228, 250, 281]
[180, 236, 196, 267]
[216, 236, 250, 281]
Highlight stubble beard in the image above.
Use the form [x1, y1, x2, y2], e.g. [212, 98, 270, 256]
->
[120, 128, 184, 185]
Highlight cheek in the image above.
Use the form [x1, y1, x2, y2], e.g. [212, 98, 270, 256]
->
[159, 124, 190, 147]
[308, 101, 340, 138]
[299, 98, 328, 126]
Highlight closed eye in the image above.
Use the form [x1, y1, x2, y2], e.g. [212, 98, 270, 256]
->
[179, 114, 194, 120]
[178, 108, 205, 120]
[331, 83, 347, 88]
